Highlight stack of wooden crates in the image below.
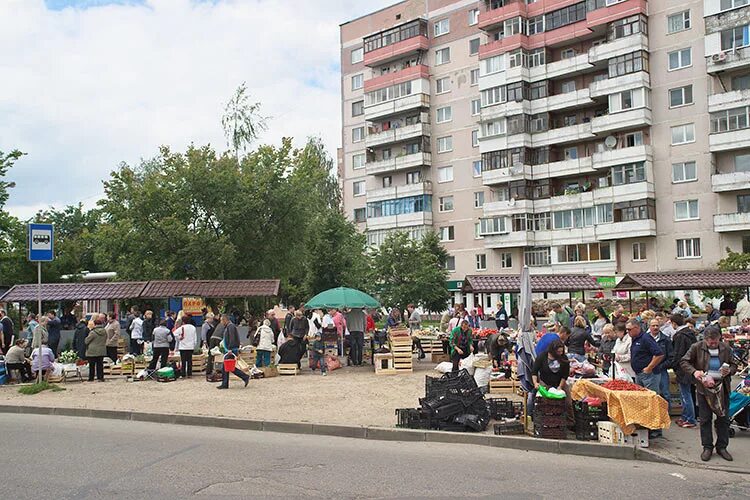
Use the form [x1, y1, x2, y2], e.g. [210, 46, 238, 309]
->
[388, 328, 413, 373]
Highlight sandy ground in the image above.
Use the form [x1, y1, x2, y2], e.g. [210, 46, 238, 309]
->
[0, 360, 504, 428]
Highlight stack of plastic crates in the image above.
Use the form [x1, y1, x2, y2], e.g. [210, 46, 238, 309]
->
[533, 397, 567, 439]
[573, 400, 609, 441]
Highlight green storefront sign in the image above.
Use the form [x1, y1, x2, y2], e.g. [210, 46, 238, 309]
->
[446, 280, 463, 291]
[597, 276, 617, 288]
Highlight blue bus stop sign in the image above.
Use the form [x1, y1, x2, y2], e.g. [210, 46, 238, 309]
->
[28, 223, 54, 262]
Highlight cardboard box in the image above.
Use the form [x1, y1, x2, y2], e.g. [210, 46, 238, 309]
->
[262, 366, 279, 378]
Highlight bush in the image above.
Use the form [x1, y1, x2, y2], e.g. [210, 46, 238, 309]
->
[18, 381, 66, 395]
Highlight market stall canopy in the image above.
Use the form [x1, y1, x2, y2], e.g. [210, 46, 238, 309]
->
[462, 274, 600, 294]
[613, 271, 750, 291]
[0, 281, 148, 302]
[305, 287, 380, 310]
[139, 279, 280, 299]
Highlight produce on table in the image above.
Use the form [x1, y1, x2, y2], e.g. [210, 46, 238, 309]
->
[601, 380, 646, 392]
[58, 350, 79, 364]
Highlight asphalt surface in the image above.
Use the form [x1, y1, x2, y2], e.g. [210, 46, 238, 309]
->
[3, 414, 749, 499]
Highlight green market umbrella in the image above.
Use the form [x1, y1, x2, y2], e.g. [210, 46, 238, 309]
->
[305, 287, 380, 310]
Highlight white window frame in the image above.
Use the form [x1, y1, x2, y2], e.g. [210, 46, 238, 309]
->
[352, 126, 365, 143]
[667, 10, 690, 34]
[672, 161, 697, 183]
[470, 68, 480, 86]
[436, 106, 452, 123]
[469, 38, 481, 56]
[353, 180, 366, 197]
[439, 196, 454, 212]
[500, 252, 513, 269]
[676, 238, 701, 259]
[472, 130, 479, 147]
[436, 77, 451, 94]
[674, 200, 699, 221]
[351, 74, 364, 91]
[445, 256, 456, 272]
[351, 100, 364, 117]
[437, 136, 453, 153]
[474, 191, 485, 208]
[632, 242, 647, 262]
[471, 98, 481, 116]
[437, 165, 454, 183]
[435, 47, 451, 65]
[668, 47, 692, 71]
[352, 153, 366, 170]
[472, 160, 482, 178]
[474, 222, 484, 240]
[351, 47, 363, 64]
[434, 18, 450, 37]
[671, 123, 695, 145]
[440, 226, 455, 242]
[721, 0, 750, 12]
[469, 8, 480, 26]
[353, 208, 366, 223]
[669, 85, 693, 108]
[476, 253, 487, 271]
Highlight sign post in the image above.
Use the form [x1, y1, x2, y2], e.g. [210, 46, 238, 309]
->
[28, 223, 54, 383]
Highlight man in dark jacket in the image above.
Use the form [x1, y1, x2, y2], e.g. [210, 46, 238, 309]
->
[142, 310, 156, 342]
[0, 309, 15, 355]
[705, 303, 720, 324]
[486, 332, 509, 368]
[680, 326, 738, 462]
[46, 311, 62, 357]
[648, 319, 673, 408]
[73, 316, 89, 360]
[670, 314, 698, 428]
[283, 306, 295, 338]
[217, 314, 249, 389]
[495, 302, 509, 330]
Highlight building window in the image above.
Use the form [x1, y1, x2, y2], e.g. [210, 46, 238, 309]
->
[632, 242, 646, 261]
[366, 195, 431, 218]
[470, 68, 480, 86]
[484, 120, 506, 137]
[436, 77, 451, 94]
[721, 0, 750, 11]
[352, 126, 365, 143]
[352, 100, 364, 117]
[500, 252, 513, 269]
[436, 106, 452, 123]
[561, 80, 576, 94]
[524, 247, 551, 267]
[437, 136, 453, 153]
[611, 163, 645, 185]
[674, 200, 699, 221]
[353, 181, 366, 197]
[406, 170, 421, 184]
[469, 8, 479, 26]
[711, 106, 750, 133]
[472, 130, 479, 147]
[667, 11, 690, 33]
[624, 131, 644, 147]
[382, 176, 392, 188]
[476, 254, 487, 271]
[439, 196, 454, 212]
[671, 123, 695, 145]
[365, 81, 414, 105]
[736, 154, 750, 172]
[351, 74, 364, 91]
[445, 256, 456, 272]
[738, 194, 750, 213]
[434, 18, 450, 37]
[608, 51, 648, 78]
[471, 99, 481, 116]
[435, 47, 451, 65]
[557, 243, 612, 263]
[351, 47, 363, 64]
[669, 85, 693, 108]
[676, 238, 701, 259]
[437, 166, 454, 183]
[545, 2, 586, 31]
[564, 147, 578, 160]
[353, 154, 366, 170]
[474, 222, 484, 239]
[474, 191, 485, 208]
[469, 38, 481, 55]
[440, 226, 455, 242]
[721, 25, 750, 51]
[672, 161, 697, 183]
[473, 160, 482, 177]
[353, 208, 366, 222]
[668, 47, 692, 70]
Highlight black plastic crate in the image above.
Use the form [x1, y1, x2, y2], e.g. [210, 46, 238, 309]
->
[453, 413, 490, 432]
[494, 420, 525, 436]
[534, 426, 567, 440]
[440, 369, 477, 390]
[488, 398, 524, 420]
[573, 401, 608, 419]
[438, 421, 467, 432]
[574, 419, 599, 440]
[396, 408, 438, 430]
[533, 414, 567, 428]
[425, 376, 444, 397]
[534, 397, 566, 416]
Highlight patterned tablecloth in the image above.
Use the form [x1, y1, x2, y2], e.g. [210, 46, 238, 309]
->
[571, 379, 671, 434]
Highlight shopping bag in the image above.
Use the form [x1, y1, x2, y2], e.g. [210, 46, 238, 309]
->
[612, 362, 634, 382]
[459, 354, 476, 375]
[326, 355, 342, 372]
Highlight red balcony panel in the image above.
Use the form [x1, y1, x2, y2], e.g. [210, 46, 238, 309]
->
[527, 20, 592, 48]
[364, 35, 430, 67]
[364, 64, 430, 92]
[587, 0, 647, 28]
[478, 1, 527, 31]
[526, 0, 586, 16]
[478, 34, 528, 60]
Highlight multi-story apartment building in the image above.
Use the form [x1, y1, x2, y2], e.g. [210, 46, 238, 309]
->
[340, 0, 750, 307]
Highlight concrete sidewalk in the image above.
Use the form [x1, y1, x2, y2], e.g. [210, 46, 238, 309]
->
[653, 423, 749, 474]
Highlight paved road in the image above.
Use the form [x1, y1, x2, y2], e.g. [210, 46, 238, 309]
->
[3, 414, 748, 499]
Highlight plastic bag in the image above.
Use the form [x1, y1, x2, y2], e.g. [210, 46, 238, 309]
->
[459, 354, 476, 375]
[612, 362, 634, 382]
[326, 355, 342, 372]
[277, 333, 287, 347]
[474, 365, 492, 388]
[434, 361, 453, 373]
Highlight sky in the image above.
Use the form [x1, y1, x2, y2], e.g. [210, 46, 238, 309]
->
[1, 0, 393, 219]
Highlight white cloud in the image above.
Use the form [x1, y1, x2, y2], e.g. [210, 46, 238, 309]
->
[0, 0, 392, 219]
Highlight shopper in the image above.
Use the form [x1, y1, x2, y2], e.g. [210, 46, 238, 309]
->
[217, 314, 250, 389]
[24, 313, 38, 345]
[147, 320, 173, 371]
[406, 304, 425, 361]
[598, 324, 616, 374]
[129, 310, 144, 355]
[175, 315, 197, 378]
[536, 325, 570, 357]
[495, 301, 509, 330]
[648, 318, 673, 406]
[567, 315, 599, 362]
[73, 315, 89, 360]
[266, 310, 281, 346]
[84, 317, 107, 382]
[657, 312, 675, 339]
[386, 308, 402, 329]
[31, 343, 55, 380]
[283, 306, 295, 339]
[628, 319, 665, 437]
[310, 332, 327, 376]
[46, 311, 62, 357]
[449, 319, 474, 372]
[0, 308, 15, 355]
[104, 313, 120, 362]
[705, 303, 720, 324]
[346, 308, 367, 366]
[254, 319, 275, 368]
[200, 313, 217, 348]
[550, 303, 571, 328]
[142, 310, 156, 343]
[486, 331, 510, 368]
[5, 339, 33, 382]
[32, 316, 49, 349]
[591, 306, 609, 338]
[611, 323, 635, 380]
[670, 314, 698, 428]
[680, 326, 738, 462]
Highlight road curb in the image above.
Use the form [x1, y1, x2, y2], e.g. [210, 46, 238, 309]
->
[0, 404, 693, 465]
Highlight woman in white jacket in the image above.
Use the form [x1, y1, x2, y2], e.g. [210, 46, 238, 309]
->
[255, 319, 275, 367]
[174, 316, 197, 378]
[611, 323, 636, 381]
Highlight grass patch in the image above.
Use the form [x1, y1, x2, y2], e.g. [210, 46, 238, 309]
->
[18, 381, 66, 395]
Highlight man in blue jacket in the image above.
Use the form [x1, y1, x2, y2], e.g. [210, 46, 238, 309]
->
[628, 319, 665, 437]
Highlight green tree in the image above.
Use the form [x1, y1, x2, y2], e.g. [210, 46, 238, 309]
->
[221, 82, 268, 161]
[703, 247, 750, 299]
[0, 150, 36, 285]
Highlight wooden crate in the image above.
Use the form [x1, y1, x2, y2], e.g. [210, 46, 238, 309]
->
[431, 353, 450, 363]
[489, 379, 516, 394]
[278, 364, 299, 376]
[374, 353, 397, 375]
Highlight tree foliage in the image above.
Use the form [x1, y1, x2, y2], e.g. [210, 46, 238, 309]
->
[221, 82, 268, 160]
[703, 247, 750, 299]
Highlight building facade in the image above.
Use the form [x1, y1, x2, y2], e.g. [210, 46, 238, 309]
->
[340, 0, 750, 306]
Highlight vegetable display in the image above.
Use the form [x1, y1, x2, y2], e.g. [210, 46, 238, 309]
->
[601, 380, 646, 392]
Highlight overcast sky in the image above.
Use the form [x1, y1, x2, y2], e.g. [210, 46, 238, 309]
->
[1, 0, 392, 219]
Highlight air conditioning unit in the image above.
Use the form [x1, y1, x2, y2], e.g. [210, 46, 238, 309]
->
[713, 52, 727, 63]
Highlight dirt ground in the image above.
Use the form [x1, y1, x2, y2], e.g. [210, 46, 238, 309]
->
[1, 361, 516, 428]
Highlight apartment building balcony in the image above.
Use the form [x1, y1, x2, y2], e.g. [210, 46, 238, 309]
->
[480, 100, 528, 121]
[366, 211, 433, 231]
[595, 181, 654, 204]
[534, 53, 592, 82]
[365, 151, 431, 176]
[535, 89, 593, 114]
[595, 219, 656, 240]
[484, 231, 535, 249]
[712, 171, 750, 192]
[590, 72, 650, 98]
[365, 122, 430, 148]
[364, 65, 430, 93]
[591, 107, 651, 135]
[479, 34, 526, 61]
[479, 132, 533, 153]
[708, 89, 750, 114]
[592, 145, 651, 169]
[483, 198, 534, 217]
[589, 33, 648, 64]
[366, 181, 433, 203]
[363, 19, 429, 67]
[709, 128, 750, 153]
[482, 164, 533, 186]
[532, 157, 594, 179]
[533, 122, 594, 147]
[540, 260, 618, 276]
[714, 212, 750, 232]
[364, 93, 430, 121]
[478, 0, 526, 31]
[706, 45, 750, 75]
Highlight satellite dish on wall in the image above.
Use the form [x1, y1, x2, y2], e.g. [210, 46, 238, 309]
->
[604, 136, 617, 149]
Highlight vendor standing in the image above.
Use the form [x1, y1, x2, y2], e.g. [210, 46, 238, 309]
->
[449, 319, 474, 372]
[345, 308, 366, 366]
[680, 326, 738, 462]
[495, 302, 509, 330]
[406, 304, 425, 360]
[486, 332, 509, 368]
